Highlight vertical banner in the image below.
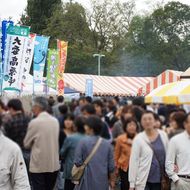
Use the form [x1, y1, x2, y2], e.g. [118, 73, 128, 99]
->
[3, 25, 30, 92]
[33, 35, 49, 85]
[0, 26, 2, 95]
[21, 33, 36, 88]
[85, 79, 93, 97]
[47, 49, 59, 89]
[57, 40, 68, 95]
[0, 25, 2, 73]
[1, 20, 14, 67]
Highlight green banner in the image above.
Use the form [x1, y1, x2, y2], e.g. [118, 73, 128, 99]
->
[47, 49, 59, 90]
[6, 25, 30, 37]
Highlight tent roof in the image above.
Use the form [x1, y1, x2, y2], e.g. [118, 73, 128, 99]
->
[180, 67, 190, 79]
[64, 73, 153, 97]
[138, 70, 183, 96]
[64, 87, 79, 94]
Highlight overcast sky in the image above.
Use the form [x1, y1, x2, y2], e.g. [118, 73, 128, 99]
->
[0, 0, 190, 22]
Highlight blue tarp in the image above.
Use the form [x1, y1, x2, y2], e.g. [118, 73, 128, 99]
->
[64, 87, 78, 94]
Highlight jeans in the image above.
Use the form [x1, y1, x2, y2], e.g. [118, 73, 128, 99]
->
[56, 171, 65, 190]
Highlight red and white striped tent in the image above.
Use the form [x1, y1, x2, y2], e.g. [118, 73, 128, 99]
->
[138, 70, 183, 96]
[64, 73, 153, 97]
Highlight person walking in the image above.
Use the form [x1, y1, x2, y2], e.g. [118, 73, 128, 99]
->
[4, 99, 30, 151]
[53, 95, 64, 118]
[81, 104, 111, 140]
[3, 99, 31, 179]
[114, 118, 138, 190]
[74, 116, 115, 190]
[129, 111, 168, 190]
[60, 116, 86, 190]
[112, 105, 134, 141]
[166, 113, 190, 190]
[24, 97, 60, 190]
[0, 116, 30, 189]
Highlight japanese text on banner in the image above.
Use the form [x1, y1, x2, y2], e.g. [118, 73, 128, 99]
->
[3, 25, 30, 92]
[33, 35, 49, 85]
[21, 33, 36, 87]
[57, 40, 68, 95]
[47, 49, 59, 90]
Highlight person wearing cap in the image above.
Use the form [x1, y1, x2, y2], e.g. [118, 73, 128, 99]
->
[166, 113, 190, 190]
[24, 97, 60, 190]
[0, 116, 30, 189]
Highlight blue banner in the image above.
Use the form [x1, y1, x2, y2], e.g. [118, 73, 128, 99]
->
[0, 26, 2, 95]
[85, 79, 93, 98]
[1, 20, 14, 67]
[33, 35, 49, 84]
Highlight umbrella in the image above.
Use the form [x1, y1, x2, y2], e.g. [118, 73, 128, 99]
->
[145, 80, 190, 105]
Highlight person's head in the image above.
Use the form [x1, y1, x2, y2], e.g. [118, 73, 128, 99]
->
[107, 100, 117, 113]
[59, 105, 68, 115]
[132, 106, 144, 123]
[74, 116, 86, 134]
[141, 111, 156, 131]
[7, 99, 24, 115]
[0, 100, 5, 113]
[84, 116, 103, 136]
[170, 111, 186, 130]
[120, 105, 134, 124]
[154, 113, 163, 129]
[81, 104, 96, 118]
[48, 96, 55, 107]
[112, 96, 119, 106]
[123, 118, 138, 138]
[184, 113, 190, 135]
[32, 97, 48, 116]
[57, 95, 64, 103]
[85, 96, 93, 104]
[64, 113, 75, 130]
[93, 100, 104, 116]
[132, 96, 145, 108]
[79, 97, 86, 107]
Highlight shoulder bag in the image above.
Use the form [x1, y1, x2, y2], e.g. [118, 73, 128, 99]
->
[72, 137, 103, 184]
[147, 141, 170, 190]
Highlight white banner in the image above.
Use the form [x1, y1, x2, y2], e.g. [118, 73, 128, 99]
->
[21, 33, 36, 88]
[3, 26, 30, 92]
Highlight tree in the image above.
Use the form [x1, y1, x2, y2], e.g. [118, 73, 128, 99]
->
[126, 2, 190, 71]
[43, 2, 97, 73]
[88, 0, 135, 52]
[20, 0, 61, 34]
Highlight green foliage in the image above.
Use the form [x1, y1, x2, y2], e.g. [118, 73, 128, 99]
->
[126, 2, 190, 71]
[20, 0, 190, 75]
[20, 0, 61, 34]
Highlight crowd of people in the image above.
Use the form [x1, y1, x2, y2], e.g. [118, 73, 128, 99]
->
[0, 95, 190, 190]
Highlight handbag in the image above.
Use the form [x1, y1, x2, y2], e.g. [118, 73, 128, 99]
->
[71, 137, 103, 184]
[147, 141, 170, 190]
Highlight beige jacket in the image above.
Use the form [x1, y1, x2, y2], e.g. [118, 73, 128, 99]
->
[24, 112, 60, 173]
[0, 131, 30, 190]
